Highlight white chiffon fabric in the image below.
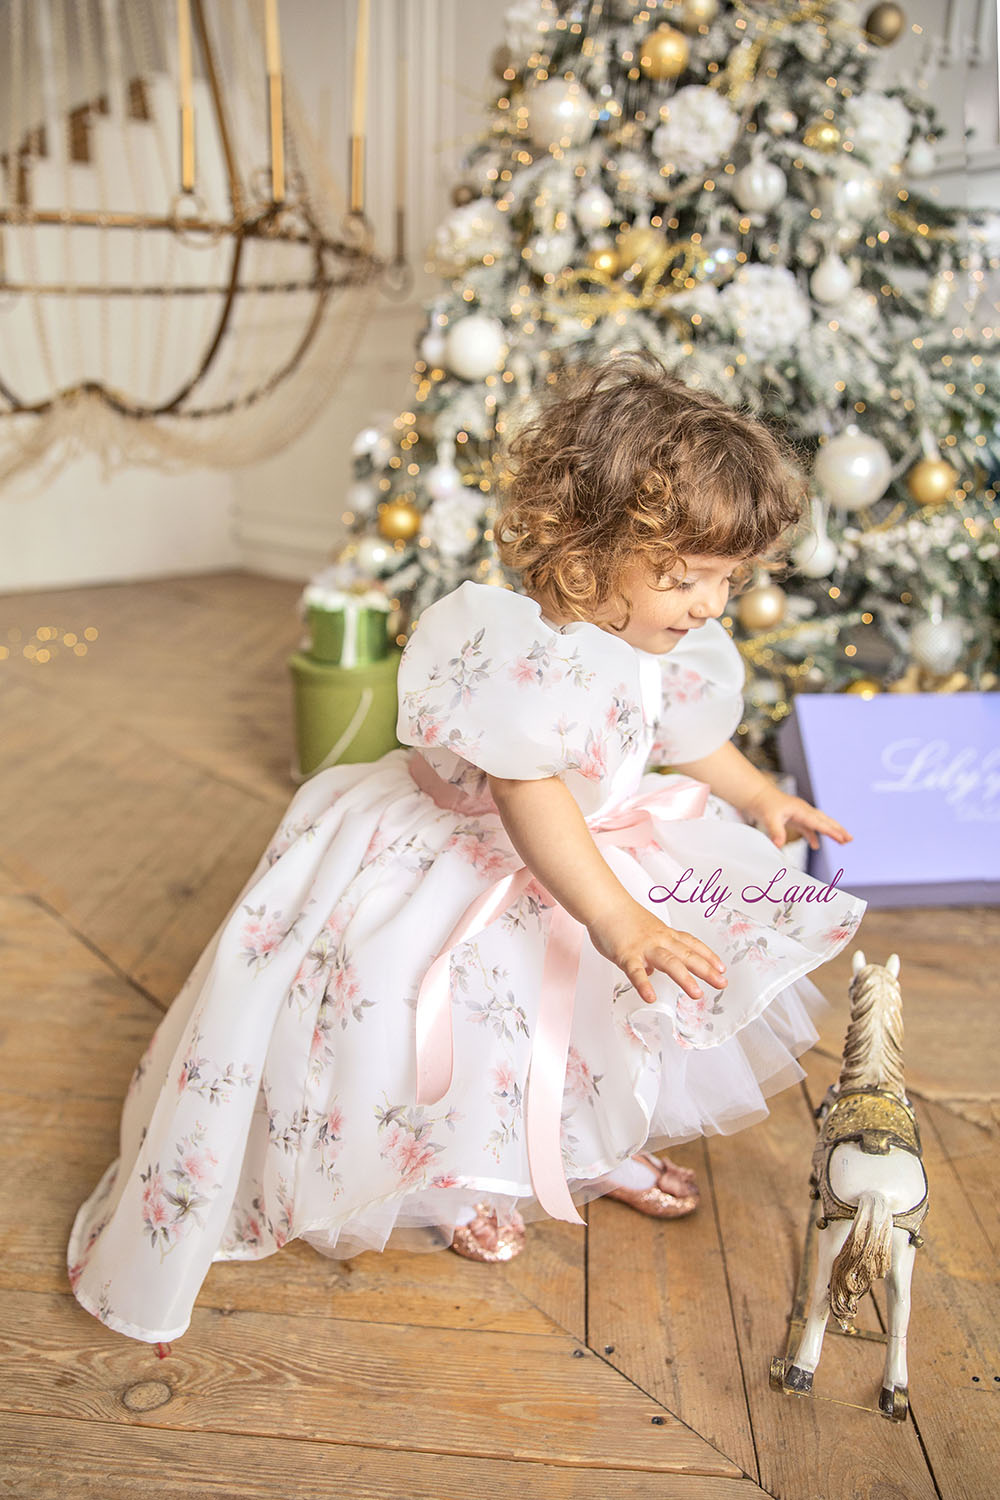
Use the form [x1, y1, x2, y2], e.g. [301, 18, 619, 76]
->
[68, 580, 866, 1343]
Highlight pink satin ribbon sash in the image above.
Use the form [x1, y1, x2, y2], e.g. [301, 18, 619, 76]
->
[406, 749, 710, 1225]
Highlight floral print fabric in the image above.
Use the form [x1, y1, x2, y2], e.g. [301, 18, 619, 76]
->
[68, 580, 865, 1344]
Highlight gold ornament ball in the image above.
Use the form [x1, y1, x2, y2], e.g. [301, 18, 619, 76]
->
[679, 0, 719, 30]
[844, 677, 881, 698]
[864, 3, 906, 44]
[616, 224, 668, 273]
[587, 246, 620, 276]
[906, 455, 958, 506]
[638, 24, 690, 80]
[451, 183, 476, 208]
[803, 120, 842, 152]
[737, 583, 787, 631]
[376, 498, 422, 542]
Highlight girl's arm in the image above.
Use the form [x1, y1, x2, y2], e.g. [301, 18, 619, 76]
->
[669, 741, 777, 816]
[670, 742, 853, 850]
[486, 773, 728, 1004]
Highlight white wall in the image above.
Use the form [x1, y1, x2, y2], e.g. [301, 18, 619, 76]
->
[0, 0, 501, 592]
[1, 0, 995, 593]
[4, 458, 240, 586]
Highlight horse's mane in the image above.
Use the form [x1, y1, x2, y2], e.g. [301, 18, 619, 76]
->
[839, 962, 906, 1097]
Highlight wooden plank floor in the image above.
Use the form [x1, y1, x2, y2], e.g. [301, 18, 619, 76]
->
[2, 571, 997, 1500]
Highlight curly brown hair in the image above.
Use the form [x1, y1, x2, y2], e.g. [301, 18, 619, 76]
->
[494, 349, 805, 631]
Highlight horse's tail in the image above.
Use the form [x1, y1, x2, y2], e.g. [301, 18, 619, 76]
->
[828, 1190, 894, 1327]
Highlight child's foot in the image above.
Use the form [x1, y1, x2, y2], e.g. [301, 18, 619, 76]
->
[448, 1203, 526, 1261]
[603, 1151, 699, 1218]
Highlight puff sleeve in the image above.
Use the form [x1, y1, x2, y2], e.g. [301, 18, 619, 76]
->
[396, 580, 647, 790]
[644, 617, 746, 767]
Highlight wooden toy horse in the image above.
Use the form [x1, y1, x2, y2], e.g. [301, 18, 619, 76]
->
[771, 950, 929, 1421]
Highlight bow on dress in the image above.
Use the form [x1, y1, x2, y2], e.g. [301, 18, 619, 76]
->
[406, 748, 710, 1225]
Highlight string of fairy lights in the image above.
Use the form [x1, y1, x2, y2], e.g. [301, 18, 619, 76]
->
[2, 624, 100, 666]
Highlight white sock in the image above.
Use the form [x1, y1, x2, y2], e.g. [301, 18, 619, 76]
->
[607, 1155, 660, 1190]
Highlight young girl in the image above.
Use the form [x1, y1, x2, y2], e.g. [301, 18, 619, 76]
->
[68, 351, 865, 1341]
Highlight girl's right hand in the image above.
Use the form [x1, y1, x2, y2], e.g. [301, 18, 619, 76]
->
[587, 897, 728, 1006]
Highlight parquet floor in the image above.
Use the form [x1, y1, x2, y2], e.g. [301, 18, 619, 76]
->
[1, 571, 996, 1500]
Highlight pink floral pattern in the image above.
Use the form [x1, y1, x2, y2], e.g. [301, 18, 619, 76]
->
[140, 1127, 220, 1256]
[68, 578, 867, 1345]
[375, 1097, 462, 1188]
[564, 1046, 603, 1105]
[177, 1034, 255, 1103]
[239, 901, 310, 974]
[487, 1062, 523, 1160]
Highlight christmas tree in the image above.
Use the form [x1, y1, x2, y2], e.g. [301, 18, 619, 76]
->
[333, 0, 1000, 765]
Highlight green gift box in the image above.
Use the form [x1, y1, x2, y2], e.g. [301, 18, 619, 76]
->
[300, 580, 393, 668]
[288, 649, 404, 780]
[306, 602, 389, 665]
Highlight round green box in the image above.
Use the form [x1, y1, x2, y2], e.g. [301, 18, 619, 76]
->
[288, 648, 404, 779]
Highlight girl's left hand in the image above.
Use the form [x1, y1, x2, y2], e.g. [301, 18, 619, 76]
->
[743, 786, 853, 852]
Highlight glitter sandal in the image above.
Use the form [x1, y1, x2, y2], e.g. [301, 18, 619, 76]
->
[448, 1203, 527, 1261]
[603, 1152, 700, 1219]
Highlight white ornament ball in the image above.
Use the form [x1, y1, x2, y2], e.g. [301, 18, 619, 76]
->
[731, 159, 787, 213]
[527, 78, 596, 149]
[426, 459, 463, 501]
[575, 183, 615, 231]
[813, 428, 892, 510]
[818, 164, 882, 223]
[420, 328, 447, 367]
[527, 230, 576, 275]
[351, 423, 384, 459]
[910, 613, 964, 674]
[443, 314, 507, 381]
[905, 138, 936, 177]
[810, 253, 856, 304]
[700, 232, 740, 283]
[792, 528, 839, 577]
[421, 496, 477, 560]
[353, 534, 397, 575]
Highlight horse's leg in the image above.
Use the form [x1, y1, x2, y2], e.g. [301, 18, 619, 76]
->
[787, 1219, 852, 1389]
[879, 1227, 916, 1417]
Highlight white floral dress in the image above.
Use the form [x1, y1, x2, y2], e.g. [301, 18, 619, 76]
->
[68, 580, 866, 1343]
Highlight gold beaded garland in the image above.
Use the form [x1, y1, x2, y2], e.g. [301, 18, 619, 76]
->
[906, 455, 958, 506]
[376, 498, 422, 542]
[616, 224, 670, 273]
[638, 24, 690, 80]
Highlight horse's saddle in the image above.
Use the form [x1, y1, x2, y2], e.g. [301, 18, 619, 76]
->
[810, 1085, 929, 1242]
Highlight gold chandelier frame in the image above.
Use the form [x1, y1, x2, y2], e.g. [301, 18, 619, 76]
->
[0, 0, 383, 422]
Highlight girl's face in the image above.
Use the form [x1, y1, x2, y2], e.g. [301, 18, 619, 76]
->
[595, 553, 748, 654]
